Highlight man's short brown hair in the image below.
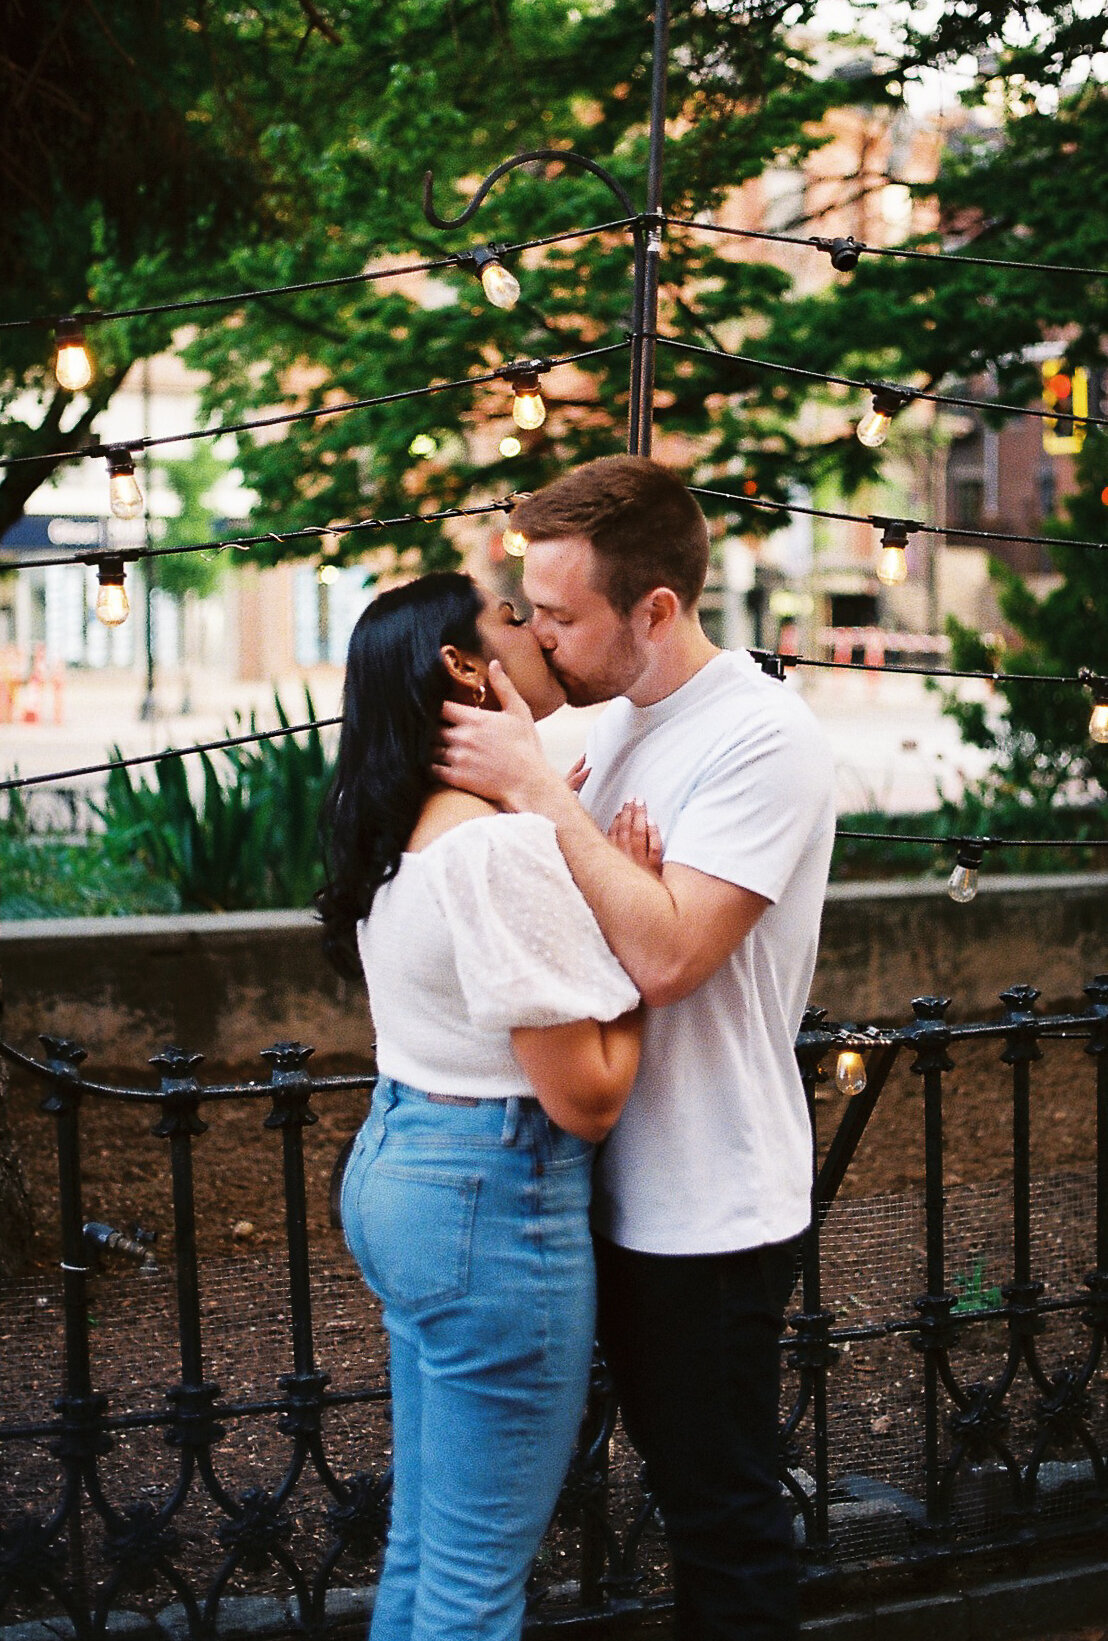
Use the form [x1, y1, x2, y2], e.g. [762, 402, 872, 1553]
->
[509, 455, 709, 615]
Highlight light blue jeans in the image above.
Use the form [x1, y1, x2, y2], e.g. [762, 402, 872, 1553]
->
[339, 1077, 596, 1641]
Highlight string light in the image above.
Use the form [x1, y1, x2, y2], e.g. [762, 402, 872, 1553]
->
[502, 527, 529, 556]
[947, 839, 987, 904]
[7, 212, 1108, 351]
[54, 319, 93, 392]
[857, 386, 915, 448]
[4, 216, 637, 343]
[661, 337, 1108, 444]
[471, 247, 521, 311]
[506, 364, 547, 430]
[499, 435, 523, 458]
[689, 478, 1108, 557]
[94, 556, 130, 627]
[1080, 668, 1108, 745]
[876, 519, 910, 586]
[105, 447, 143, 520]
[834, 1048, 867, 1095]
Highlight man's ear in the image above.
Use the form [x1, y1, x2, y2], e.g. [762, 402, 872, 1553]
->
[641, 586, 682, 640]
[440, 643, 488, 694]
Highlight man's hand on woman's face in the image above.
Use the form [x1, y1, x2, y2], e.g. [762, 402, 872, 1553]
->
[434, 660, 553, 809]
[607, 800, 664, 877]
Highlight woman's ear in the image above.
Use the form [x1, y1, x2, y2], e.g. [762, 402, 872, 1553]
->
[440, 644, 489, 702]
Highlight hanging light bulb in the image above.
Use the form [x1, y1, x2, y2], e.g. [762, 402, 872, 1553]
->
[502, 526, 528, 558]
[94, 556, 130, 627]
[1079, 668, 1108, 744]
[947, 839, 986, 904]
[834, 1048, 867, 1097]
[857, 386, 914, 448]
[105, 447, 143, 520]
[499, 435, 523, 458]
[508, 366, 547, 431]
[54, 318, 93, 392]
[876, 519, 910, 586]
[472, 247, 521, 311]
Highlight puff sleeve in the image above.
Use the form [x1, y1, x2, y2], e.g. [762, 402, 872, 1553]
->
[420, 812, 639, 1032]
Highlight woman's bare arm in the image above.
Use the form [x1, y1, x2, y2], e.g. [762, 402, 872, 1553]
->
[510, 1010, 643, 1142]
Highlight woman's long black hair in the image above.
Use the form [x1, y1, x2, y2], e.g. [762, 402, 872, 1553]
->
[316, 571, 485, 976]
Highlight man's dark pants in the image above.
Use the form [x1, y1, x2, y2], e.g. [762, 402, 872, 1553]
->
[595, 1233, 801, 1640]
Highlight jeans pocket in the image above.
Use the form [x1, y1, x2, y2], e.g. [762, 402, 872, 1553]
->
[363, 1163, 480, 1309]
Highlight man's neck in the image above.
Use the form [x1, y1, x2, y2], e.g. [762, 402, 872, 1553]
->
[625, 617, 720, 708]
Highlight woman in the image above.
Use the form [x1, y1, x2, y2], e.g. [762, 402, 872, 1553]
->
[317, 572, 641, 1641]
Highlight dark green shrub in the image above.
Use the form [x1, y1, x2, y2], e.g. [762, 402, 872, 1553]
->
[95, 689, 334, 911]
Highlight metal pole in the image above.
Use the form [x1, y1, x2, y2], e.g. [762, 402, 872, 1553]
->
[634, 0, 670, 457]
[140, 359, 156, 721]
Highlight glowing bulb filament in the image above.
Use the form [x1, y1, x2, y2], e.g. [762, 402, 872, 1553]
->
[857, 387, 912, 448]
[512, 390, 546, 431]
[857, 407, 893, 448]
[55, 322, 93, 392]
[834, 1049, 867, 1097]
[502, 527, 528, 557]
[95, 558, 130, 627]
[877, 545, 908, 585]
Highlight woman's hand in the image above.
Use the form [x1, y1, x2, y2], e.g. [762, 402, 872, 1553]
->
[566, 754, 591, 793]
[608, 799, 663, 878]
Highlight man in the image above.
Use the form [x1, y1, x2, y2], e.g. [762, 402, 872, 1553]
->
[436, 455, 835, 1639]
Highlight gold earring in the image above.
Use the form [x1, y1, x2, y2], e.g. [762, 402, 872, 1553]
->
[472, 680, 487, 706]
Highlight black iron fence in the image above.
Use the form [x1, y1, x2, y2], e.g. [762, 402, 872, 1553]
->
[1, 979, 1106, 1638]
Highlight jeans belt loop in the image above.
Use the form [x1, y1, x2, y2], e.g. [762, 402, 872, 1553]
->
[501, 1096, 521, 1146]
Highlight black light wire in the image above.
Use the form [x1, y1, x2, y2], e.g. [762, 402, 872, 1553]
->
[0, 342, 630, 473]
[665, 214, 1108, 281]
[0, 218, 640, 334]
[657, 336, 1108, 436]
[10, 498, 526, 574]
[6, 206, 1107, 337]
[688, 480, 1108, 556]
[4, 734, 1103, 861]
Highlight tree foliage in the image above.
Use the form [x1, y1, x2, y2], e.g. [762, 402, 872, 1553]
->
[2, 1, 1107, 816]
[769, 4, 1108, 820]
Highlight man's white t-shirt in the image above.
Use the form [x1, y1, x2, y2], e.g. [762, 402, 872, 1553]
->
[581, 648, 836, 1256]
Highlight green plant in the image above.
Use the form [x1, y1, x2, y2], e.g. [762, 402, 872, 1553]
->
[951, 1261, 1003, 1315]
[95, 688, 334, 912]
[0, 827, 180, 920]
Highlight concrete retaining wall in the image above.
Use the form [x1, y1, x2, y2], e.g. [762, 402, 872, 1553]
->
[1, 874, 1106, 1069]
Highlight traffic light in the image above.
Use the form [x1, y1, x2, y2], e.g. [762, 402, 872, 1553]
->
[1042, 358, 1088, 454]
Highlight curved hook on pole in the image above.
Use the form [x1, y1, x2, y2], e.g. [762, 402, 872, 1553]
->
[422, 148, 637, 230]
[421, 145, 648, 453]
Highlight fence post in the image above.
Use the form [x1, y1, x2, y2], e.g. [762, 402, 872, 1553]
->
[150, 1047, 229, 1534]
[907, 996, 959, 1535]
[787, 1007, 838, 1555]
